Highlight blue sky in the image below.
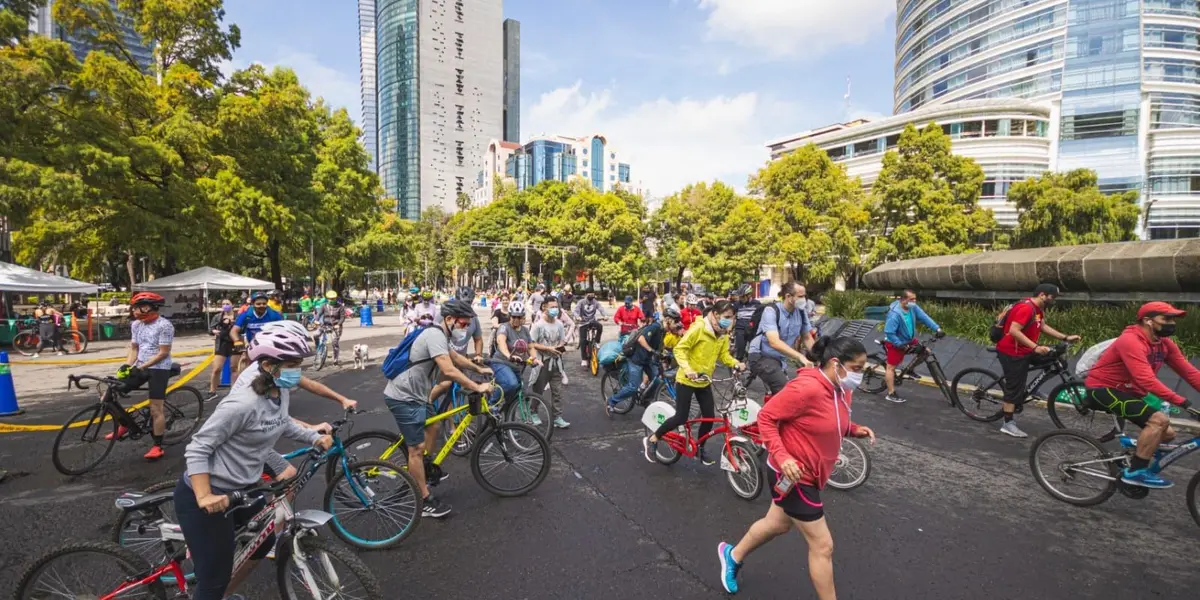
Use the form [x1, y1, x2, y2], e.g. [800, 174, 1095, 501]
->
[223, 0, 897, 197]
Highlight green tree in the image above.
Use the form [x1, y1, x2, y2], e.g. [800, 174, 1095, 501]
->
[693, 198, 769, 292]
[1008, 169, 1141, 249]
[868, 123, 994, 266]
[647, 182, 738, 288]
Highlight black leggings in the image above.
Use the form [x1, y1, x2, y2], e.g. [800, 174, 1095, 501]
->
[174, 476, 273, 600]
[654, 384, 714, 440]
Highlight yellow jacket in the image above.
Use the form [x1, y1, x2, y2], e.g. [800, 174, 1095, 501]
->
[674, 318, 738, 388]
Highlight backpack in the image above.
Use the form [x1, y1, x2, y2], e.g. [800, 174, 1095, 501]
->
[622, 323, 655, 357]
[1075, 338, 1117, 378]
[381, 326, 434, 379]
[988, 300, 1031, 344]
[746, 303, 780, 339]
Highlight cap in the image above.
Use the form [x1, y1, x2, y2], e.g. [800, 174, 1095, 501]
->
[1033, 283, 1060, 296]
[624, 295, 633, 302]
[1138, 301, 1186, 320]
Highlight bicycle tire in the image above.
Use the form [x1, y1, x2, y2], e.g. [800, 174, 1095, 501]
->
[725, 441, 763, 501]
[112, 479, 190, 583]
[858, 353, 888, 394]
[15, 540, 167, 600]
[1029, 429, 1118, 507]
[324, 459, 422, 550]
[826, 438, 871, 491]
[950, 367, 1006, 422]
[63, 330, 88, 354]
[277, 534, 384, 600]
[503, 392, 553, 441]
[330, 430, 402, 482]
[13, 331, 38, 356]
[470, 422, 552, 497]
[589, 347, 599, 376]
[1187, 470, 1200, 529]
[161, 385, 205, 446]
[602, 369, 636, 415]
[647, 427, 683, 465]
[52, 404, 118, 476]
[1046, 382, 1123, 440]
[314, 339, 328, 371]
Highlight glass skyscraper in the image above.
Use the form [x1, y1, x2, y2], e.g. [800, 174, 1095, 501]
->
[358, 0, 378, 173]
[30, 0, 154, 72]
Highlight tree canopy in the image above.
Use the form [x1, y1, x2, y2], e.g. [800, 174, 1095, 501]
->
[1007, 169, 1141, 249]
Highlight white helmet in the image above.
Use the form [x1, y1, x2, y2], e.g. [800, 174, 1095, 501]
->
[261, 320, 311, 339]
[508, 300, 526, 317]
[686, 293, 698, 305]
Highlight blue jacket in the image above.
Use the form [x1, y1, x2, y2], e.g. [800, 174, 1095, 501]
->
[884, 300, 939, 347]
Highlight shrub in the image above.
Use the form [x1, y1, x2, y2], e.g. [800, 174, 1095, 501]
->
[822, 291, 1200, 356]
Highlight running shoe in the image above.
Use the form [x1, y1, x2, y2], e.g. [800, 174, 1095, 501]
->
[718, 541, 741, 594]
[144, 445, 165, 460]
[1121, 468, 1173, 489]
[553, 417, 570, 429]
[884, 394, 907, 404]
[642, 436, 657, 463]
[999, 422, 1028, 438]
[422, 495, 452, 518]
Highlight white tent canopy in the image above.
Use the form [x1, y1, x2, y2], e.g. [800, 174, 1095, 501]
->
[134, 267, 273, 292]
[0, 261, 99, 293]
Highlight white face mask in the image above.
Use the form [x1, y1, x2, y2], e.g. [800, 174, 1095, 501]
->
[836, 362, 862, 390]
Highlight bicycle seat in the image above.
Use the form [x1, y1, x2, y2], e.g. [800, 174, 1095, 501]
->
[114, 490, 173, 512]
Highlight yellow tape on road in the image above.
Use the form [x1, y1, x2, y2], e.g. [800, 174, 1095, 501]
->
[8, 348, 213, 366]
[0, 355, 215, 433]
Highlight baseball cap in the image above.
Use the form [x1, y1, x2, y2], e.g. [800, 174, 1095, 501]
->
[1033, 283, 1060, 296]
[1138, 301, 1186, 320]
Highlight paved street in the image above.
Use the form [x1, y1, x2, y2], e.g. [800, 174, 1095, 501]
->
[1, 315, 1198, 599]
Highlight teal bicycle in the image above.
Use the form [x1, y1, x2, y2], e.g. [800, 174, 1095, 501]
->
[601, 353, 701, 420]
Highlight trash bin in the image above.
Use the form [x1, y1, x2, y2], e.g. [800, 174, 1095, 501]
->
[376, 299, 384, 313]
[102, 322, 115, 339]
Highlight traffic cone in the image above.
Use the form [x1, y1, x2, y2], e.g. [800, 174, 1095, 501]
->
[220, 357, 232, 387]
[0, 352, 23, 417]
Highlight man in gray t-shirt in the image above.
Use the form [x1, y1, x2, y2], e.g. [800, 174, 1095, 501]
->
[433, 305, 483, 356]
[530, 285, 546, 316]
[530, 297, 569, 426]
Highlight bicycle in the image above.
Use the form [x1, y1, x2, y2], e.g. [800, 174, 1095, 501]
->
[21, 476, 383, 599]
[313, 325, 332, 371]
[1029, 412, 1200, 527]
[52, 370, 205, 476]
[951, 343, 1121, 438]
[859, 332, 955, 404]
[640, 373, 763, 501]
[601, 353, 704, 421]
[337, 386, 552, 497]
[579, 321, 603, 376]
[14, 323, 88, 355]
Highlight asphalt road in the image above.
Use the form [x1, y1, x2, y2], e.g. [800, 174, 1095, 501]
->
[2, 325, 1199, 599]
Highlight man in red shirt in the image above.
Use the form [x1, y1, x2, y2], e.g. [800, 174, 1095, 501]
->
[613, 295, 644, 336]
[1084, 302, 1200, 488]
[995, 283, 1080, 438]
[680, 294, 702, 330]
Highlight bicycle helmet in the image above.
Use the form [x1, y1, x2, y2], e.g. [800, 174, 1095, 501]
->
[421, 290, 434, 300]
[735, 284, 753, 297]
[409, 286, 419, 294]
[663, 306, 682, 321]
[269, 290, 282, 299]
[508, 300, 526, 317]
[440, 299, 476, 319]
[261, 320, 311, 340]
[456, 286, 475, 303]
[325, 290, 338, 300]
[130, 292, 166, 308]
[248, 329, 313, 362]
[686, 293, 698, 305]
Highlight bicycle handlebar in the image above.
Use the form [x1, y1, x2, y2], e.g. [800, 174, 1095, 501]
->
[67, 374, 122, 391]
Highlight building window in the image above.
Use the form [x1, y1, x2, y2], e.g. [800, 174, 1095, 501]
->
[455, 32, 464, 59]
[455, 104, 464, 130]
[456, 141, 464, 166]
[582, 148, 587, 155]
[456, 176, 464, 195]
[1061, 109, 1138, 140]
[582, 159, 588, 167]
[610, 164, 615, 171]
[455, 69, 464, 95]
[455, 0, 463, 22]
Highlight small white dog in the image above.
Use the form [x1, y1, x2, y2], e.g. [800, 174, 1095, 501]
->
[353, 344, 370, 369]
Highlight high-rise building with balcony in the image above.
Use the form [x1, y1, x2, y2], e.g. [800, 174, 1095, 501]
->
[468, 134, 641, 206]
[29, 0, 154, 72]
[358, 0, 379, 172]
[376, 0, 504, 219]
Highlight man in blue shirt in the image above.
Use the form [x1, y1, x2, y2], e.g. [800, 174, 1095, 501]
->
[882, 289, 942, 403]
[605, 307, 683, 414]
[746, 282, 815, 396]
[230, 291, 283, 369]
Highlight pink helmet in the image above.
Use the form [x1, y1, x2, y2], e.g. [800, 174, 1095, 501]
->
[247, 329, 313, 362]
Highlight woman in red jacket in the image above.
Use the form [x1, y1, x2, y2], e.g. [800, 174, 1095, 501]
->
[717, 336, 875, 598]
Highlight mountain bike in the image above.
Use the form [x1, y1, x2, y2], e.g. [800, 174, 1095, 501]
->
[601, 353, 700, 420]
[52, 370, 204, 476]
[1030, 412, 1200, 527]
[14, 323, 88, 355]
[313, 326, 332, 371]
[859, 332, 954, 405]
[21, 478, 383, 599]
[641, 374, 763, 501]
[338, 386, 552, 497]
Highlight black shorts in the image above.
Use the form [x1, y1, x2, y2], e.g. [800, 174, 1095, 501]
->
[125, 368, 172, 399]
[766, 457, 824, 522]
[1085, 387, 1156, 428]
[214, 338, 234, 358]
[748, 353, 790, 396]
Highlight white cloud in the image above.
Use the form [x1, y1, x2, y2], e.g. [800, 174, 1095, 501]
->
[697, 0, 895, 59]
[525, 81, 783, 198]
[226, 48, 362, 127]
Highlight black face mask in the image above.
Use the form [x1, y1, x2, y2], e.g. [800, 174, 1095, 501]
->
[1043, 297, 1056, 308]
[1156, 323, 1177, 338]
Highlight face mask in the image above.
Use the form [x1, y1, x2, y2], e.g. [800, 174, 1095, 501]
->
[548, 308, 560, 318]
[222, 305, 233, 312]
[625, 302, 633, 308]
[1156, 323, 1177, 338]
[587, 296, 595, 302]
[274, 367, 302, 389]
[718, 317, 733, 330]
[837, 363, 863, 390]
[452, 328, 469, 342]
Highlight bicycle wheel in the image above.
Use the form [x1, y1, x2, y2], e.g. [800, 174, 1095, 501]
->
[324, 459, 422, 550]
[601, 369, 634, 414]
[161, 385, 204, 446]
[62, 330, 88, 354]
[15, 541, 167, 600]
[470, 422, 551, 497]
[503, 392, 553, 441]
[112, 479, 190, 584]
[858, 353, 888, 394]
[1046, 382, 1123, 440]
[52, 404, 118, 476]
[589, 347, 599, 376]
[647, 427, 683, 465]
[314, 338, 328, 371]
[1187, 470, 1200, 528]
[1029, 429, 1118, 506]
[277, 534, 384, 600]
[826, 438, 871, 490]
[330, 430, 402, 482]
[724, 441, 762, 501]
[950, 367, 1006, 422]
[13, 331, 38, 356]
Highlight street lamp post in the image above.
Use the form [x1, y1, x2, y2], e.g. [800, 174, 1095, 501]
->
[469, 241, 578, 290]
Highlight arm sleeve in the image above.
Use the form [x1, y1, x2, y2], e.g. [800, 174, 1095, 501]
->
[1115, 335, 1189, 405]
[266, 452, 291, 477]
[718, 335, 738, 368]
[1165, 340, 1200, 403]
[281, 419, 322, 445]
[883, 310, 903, 346]
[184, 399, 252, 477]
[672, 324, 700, 375]
[1008, 303, 1034, 328]
[756, 389, 802, 468]
[234, 312, 248, 328]
[598, 304, 608, 318]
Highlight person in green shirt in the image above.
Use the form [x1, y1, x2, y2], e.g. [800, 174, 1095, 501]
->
[299, 293, 314, 314]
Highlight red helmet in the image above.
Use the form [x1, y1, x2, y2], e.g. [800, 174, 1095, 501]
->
[130, 292, 166, 308]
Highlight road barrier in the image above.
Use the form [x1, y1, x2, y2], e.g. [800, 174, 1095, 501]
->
[0, 354, 214, 433]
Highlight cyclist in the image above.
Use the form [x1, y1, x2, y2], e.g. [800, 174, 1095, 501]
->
[995, 283, 1080, 438]
[437, 287, 485, 357]
[531, 296, 571, 428]
[415, 289, 438, 325]
[746, 282, 815, 398]
[881, 289, 943, 404]
[267, 290, 283, 314]
[640, 285, 658, 326]
[718, 336, 875, 598]
[559, 285, 577, 345]
[207, 299, 237, 401]
[490, 301, 538, 410]
[384, 298, 492, 518]
[298, 290, 313, 315]
[643, 300, 745, 466]
[680, 294, 702, 330]
[1084, 302, 1200, 488]
[574, 291, 608, 367]
[529, 284, 546, 316]
[31, 300, 64, 358]
[318, 290, 347, 366]
[606, 307, 683, 415]
[229, 320, 358, 413]
[614, 295, 644, 338]
[230, 292, 282, 371]
[177, 328, 334, 600]
[109, 292, 176, 460]
[732, 284, 759, 361]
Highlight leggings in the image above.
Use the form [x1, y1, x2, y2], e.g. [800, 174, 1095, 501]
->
[174, 476, 273, 600]
[653, 384, 714, 440]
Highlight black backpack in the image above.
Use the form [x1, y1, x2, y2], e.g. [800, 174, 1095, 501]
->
[988, 300, 1030, 344]
[746, 303, 780, 340]
[621, 323, 654, 357]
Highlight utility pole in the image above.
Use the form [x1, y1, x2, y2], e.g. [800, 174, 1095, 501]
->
[308, 236, 315, 294]
[470, 241, 578, 289]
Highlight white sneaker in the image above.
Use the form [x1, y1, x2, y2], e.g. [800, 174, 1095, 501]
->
[581, 360, 588, 367]
[31, 353, 39, 359]
[999, 421, 1028, 438]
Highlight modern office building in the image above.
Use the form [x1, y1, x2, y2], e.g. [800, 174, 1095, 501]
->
[471, 134, 641, 205]
[888, 0, 1200, 238]
[358, 0, 378, 172]
[471, 139, 521, 206]
[29, 0, 154, 71]
[376, 0, 504, 219]
[502, 18, 520, 143]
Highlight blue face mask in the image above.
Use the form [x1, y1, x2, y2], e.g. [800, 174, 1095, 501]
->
[718, 317, 733, 330]
[274, 367, 302, 389]
[548, 308, 560, 318]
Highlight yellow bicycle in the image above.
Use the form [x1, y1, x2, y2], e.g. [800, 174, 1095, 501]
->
[340, 391, 551, 497]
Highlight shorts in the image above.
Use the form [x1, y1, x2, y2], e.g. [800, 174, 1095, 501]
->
[1085, 387, 1156, 428]
[214, 338, 234, 358]
[766, 457, 824, 522]
[748, 353, 790, 395]
[883, 342, 909, 367]
[385, 397, 430, 446]
[125, 368, 172, 399]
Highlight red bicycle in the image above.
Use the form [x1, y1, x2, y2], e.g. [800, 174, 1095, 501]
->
[641, 374, 764, 500]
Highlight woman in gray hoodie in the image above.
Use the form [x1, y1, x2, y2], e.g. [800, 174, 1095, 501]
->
[175, 328, 332, 600]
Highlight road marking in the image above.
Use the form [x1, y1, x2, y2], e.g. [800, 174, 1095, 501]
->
[8, 348, 213, 366]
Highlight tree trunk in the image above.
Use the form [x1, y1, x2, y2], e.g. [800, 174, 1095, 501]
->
[125, 251, 136, 288]
[267, 238, 282, 290]
[674, 266, 684, 292]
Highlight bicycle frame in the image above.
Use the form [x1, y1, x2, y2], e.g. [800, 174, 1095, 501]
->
[1021, 357, 1075, 402]
[660, 416, 737, 458]
[373, 394, 500, 467]
[1125, 433, 1200, 474]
